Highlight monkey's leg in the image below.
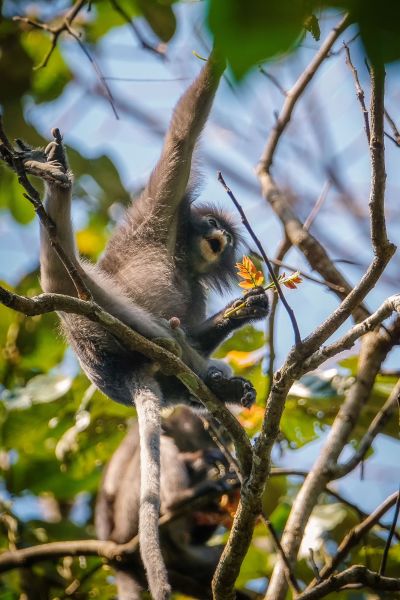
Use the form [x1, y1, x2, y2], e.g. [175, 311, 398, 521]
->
[191, 287, 269, 355]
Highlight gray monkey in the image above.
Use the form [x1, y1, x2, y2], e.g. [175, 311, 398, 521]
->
[14, 49, 269, 599]
[95, 407, 252, 600]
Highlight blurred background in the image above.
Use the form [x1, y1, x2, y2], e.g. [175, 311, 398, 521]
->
[0, 1, 399, 598]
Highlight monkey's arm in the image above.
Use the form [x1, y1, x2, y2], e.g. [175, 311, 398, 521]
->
[191, 288, 269, 355]
[136, 49, 225, 223]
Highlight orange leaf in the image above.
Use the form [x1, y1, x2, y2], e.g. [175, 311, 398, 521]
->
[279, 271, 303, 290]
[235, 256, 264, 289]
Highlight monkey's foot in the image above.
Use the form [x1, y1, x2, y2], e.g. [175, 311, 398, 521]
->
[228, 287, 269, 320]
[205, 367, 256, 408]
[16, 129, 72, 188]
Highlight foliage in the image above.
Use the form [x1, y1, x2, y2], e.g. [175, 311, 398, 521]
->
[208, 0, 400, 78]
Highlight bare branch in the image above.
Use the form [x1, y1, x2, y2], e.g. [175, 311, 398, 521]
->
[0, 478, 237, 573]
[260, 511, 301, 594]
[303, 294, 400, 372]
[258, 14, 350, 173]
[369, 62, 389, 254]
[258, 66, 287, 96]
[343, 43, 370, 143]
[264, 320, 400, 600]
[110, 0, 167, 58]
[303, 180, 331, 231]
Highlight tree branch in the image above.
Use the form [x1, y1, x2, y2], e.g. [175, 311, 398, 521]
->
[296, 565, 400, 600]
[307, 491, 400, 586]
[13, 0, 119, 119]
[0, 286, 253, 478]
[333, 378, 400, 478]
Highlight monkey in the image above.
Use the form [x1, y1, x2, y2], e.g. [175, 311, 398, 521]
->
[95, 407, 252, 600]
[12, 49, 269, 599]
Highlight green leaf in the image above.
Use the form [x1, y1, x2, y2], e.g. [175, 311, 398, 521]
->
[208, 0, 308, 79]
[136, 0, 176, 42]
[4, 172, 35, 224]
[214, 324, 265, 357]
[20, 30, 72, 103]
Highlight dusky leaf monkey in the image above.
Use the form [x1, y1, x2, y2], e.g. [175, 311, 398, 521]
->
[15, 49, 269, 599]
[95, 407, 251, 599]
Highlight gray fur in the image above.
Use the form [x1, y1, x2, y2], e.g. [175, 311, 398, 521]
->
[27, 50, 268, 599]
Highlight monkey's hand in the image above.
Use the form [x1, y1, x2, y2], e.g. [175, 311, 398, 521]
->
[16, 128, 72, 188]
[225, 287, 269, 321]
[205, 367, 256, 408]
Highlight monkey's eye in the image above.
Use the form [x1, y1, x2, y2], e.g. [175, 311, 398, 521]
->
[208, 218, 218, 228]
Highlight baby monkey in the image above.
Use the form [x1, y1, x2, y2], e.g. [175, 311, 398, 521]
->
[15, 49, 269, 599]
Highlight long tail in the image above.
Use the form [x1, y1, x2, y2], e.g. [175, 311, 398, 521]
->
[135, 387, 171, 600]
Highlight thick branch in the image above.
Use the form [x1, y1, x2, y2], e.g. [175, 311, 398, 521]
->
[303, 294, 400, 373]
[0, 286, 253, 477]
[264, 320, 400, 600]
[369, 62, 388, 253]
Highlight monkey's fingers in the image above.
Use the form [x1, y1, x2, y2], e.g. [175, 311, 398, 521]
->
[46, 128, 69, 171]
[22, 159, 72, 188]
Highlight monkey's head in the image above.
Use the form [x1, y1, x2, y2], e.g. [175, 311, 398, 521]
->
[189, 205, 242, 291]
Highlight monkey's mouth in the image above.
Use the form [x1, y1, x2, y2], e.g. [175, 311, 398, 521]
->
[207, 236, 222, 254]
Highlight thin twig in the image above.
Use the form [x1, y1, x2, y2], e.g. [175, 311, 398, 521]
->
[333, 379, 400, 478]
[380, 486, 400, 576]
[258, 13, 350, 173]
[384, 108, 400, 145]
[303, 180, 331, 231]
[14, 0, 119, 119]
[308, 548, 321, 582]
[258, 66, 287, 96]
[260, 511, 301, 593]
[201, 416, 241, 478]
[307, 491, 400, 587]
[218, 171, 301, 345]
[343, 43, 370, 143]
[110, 0, 167, 58]
[266, 236, 291, 399]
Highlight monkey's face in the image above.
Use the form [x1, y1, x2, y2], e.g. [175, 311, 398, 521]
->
[193, 215, 235, 273]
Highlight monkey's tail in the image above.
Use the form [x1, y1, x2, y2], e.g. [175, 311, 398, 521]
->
[135, 386, 171, 600]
